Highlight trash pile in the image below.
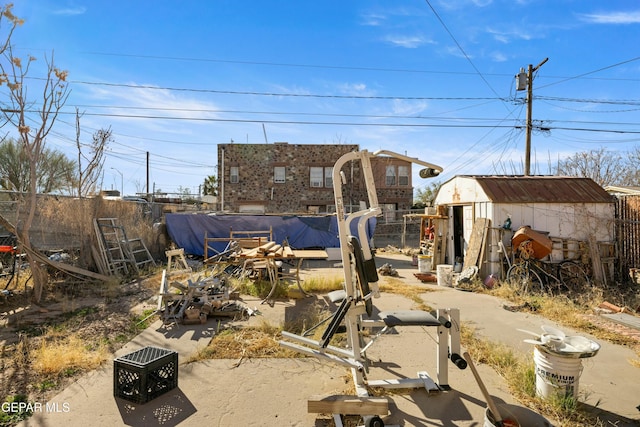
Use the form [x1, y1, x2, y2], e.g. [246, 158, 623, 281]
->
[377, 263, 398, 277]
[157, 272, 256, 326]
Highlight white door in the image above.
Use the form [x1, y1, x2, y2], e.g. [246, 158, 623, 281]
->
[462, 205, 474, 256]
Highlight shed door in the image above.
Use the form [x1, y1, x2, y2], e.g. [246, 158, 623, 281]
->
[452, 205, 473, 261]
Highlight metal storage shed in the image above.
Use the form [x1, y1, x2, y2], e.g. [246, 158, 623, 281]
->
[432, 175, 615, 279]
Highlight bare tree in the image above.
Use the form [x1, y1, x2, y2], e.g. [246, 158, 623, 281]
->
[0, 7, 70, 302]
[554, 147, 632, 187]
[75, 108, 111, 197]
[624, 146, 640, 186]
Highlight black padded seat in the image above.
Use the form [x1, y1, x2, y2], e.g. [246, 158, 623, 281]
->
[379, 310, 441, 327]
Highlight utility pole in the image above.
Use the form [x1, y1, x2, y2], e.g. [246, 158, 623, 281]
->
[146, 151, 149, 200]
[517, 57, 548, 176]
[111, 167, 123, 196]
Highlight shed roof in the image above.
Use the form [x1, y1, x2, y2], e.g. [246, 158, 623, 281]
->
[459, 175, 614, 203]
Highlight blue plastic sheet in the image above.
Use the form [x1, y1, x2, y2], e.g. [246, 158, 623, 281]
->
[165, 213, 376, 256]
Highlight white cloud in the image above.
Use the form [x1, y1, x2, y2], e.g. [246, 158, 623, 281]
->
[81, 84, 222, 136]
[486, 27, 533, 44]
[360, 12, 386, 27]
[490, 51, 508, 62]
[391, 99, 429, 116]
[384, 34, 434, 48]
[53, 7, 87, 16]
[579, 11, 640, 24]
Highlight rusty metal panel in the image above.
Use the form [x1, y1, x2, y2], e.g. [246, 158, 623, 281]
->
[473, 176, 614, 204]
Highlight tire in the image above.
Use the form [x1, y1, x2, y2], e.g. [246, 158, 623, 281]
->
[558, 260, 589, 293]
[365, 415, 384, 427]
[507, 262, 544, 294]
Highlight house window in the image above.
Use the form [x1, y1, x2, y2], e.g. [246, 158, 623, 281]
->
[310, 166, 333, 188]
[310, 167, 323, 188]
[230, 166, 239, 184]
[324, 167, 333, 188]
[274, 166, 286, 184]
[398, 165, 409, 186]
[385, 165, 396, 186]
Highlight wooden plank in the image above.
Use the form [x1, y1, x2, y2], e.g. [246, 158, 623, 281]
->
[23, 245, 111, 282]
[463, 218, 490, 270]
[476, 219, 490, 276]
[307, 395, 388, 415]
[257, 241, 277, 253]
[292, 249, 328, 259]
[283, 246, 294, 257]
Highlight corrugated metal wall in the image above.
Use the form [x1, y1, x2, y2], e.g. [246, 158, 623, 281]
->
[615, 195, 640, 278]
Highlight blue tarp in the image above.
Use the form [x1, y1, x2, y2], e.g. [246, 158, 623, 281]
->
[165, 213, 376, 256]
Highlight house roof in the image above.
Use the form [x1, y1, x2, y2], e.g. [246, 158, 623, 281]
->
[604, 185, 640, 196]
[459, 175, 614, 203]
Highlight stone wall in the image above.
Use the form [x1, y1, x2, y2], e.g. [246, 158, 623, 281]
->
[217, 143, 415, 213]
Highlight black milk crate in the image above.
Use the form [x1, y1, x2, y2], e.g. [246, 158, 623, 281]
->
[113, 346, 178, 404]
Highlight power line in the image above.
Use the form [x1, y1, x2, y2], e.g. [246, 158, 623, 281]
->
[537, 56, 640, 90]
[79, 51, 640, 82]
[423, 0, 508, 108]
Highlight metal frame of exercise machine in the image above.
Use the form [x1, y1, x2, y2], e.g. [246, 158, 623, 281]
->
[280, 149, 467, 426]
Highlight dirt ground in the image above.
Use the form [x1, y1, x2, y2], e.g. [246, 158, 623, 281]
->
[0, 275, 160, 406]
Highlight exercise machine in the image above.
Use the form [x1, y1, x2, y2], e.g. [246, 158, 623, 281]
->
[279, 149, 467, 427]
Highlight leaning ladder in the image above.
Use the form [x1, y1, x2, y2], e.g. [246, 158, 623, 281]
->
[125, 237, 156, 271]
[95, 218, 156, 276]
[95, 218, 130, 276]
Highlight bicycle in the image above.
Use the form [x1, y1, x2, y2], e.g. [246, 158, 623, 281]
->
[506, 240, 590, 294]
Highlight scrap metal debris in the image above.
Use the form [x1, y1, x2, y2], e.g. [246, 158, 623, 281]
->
[377, 263, 398, 277]
[156, 269, 255, 326]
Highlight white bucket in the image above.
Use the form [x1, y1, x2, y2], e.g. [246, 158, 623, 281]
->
[418, 255, 432, 273]
[533, 347, 583, 400]
[436, 264, 453, 287]
[551, 238, 564, 262]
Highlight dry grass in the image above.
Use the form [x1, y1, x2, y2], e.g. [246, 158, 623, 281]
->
[188, 321, 300, 363]
[300, 275, 344, 294]
[489, 280, 640, 350]
[378, 276, 435, 311]
[32, 333, 109, 376]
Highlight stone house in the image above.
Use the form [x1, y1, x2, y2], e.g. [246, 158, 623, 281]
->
[217, 142, 414, 215]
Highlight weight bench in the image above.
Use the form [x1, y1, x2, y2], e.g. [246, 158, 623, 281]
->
[279, 149, 463, 426]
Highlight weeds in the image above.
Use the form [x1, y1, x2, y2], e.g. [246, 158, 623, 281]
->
[32, 334, 109, 376]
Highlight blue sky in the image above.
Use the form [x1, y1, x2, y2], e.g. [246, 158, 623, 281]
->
[6, 1, 640, 197]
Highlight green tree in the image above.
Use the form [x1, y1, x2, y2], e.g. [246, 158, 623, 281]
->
[413, 181, 441, 208]
[0, 138, 75, 193]
[203, 174, 217, 196]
